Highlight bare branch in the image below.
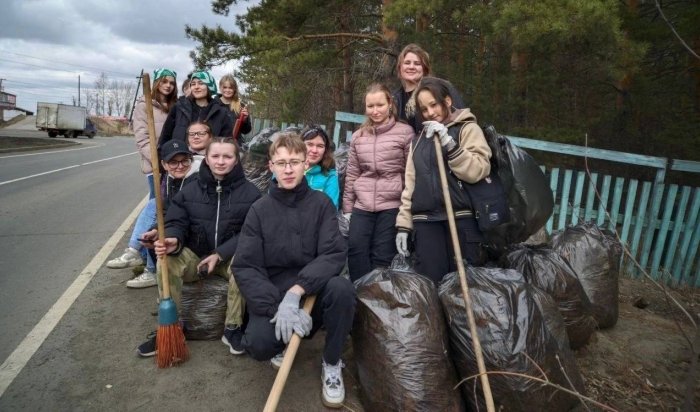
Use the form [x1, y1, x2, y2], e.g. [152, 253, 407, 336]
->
[283, 33, 384, 44]
[654, 0, 700, 60]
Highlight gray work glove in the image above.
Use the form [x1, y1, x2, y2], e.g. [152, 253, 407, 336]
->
[343, 212, 352, 223]
[395, 232, 410, 257]
[270, 292, 312, 344]
[423, 120, 456, 150]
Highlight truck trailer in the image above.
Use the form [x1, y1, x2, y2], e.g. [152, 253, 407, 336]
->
[36, 102, 96, 138]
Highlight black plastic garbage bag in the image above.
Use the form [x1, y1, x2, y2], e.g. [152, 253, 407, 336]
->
[481, 126, 554, 251]
[505, 245, 597, 349]
[180, 277, 229, 340]
[552, 223, 622, 329]
[439, 267, 585, 411]
[242, 127, 279, 192]
[353, 255, 463, 412]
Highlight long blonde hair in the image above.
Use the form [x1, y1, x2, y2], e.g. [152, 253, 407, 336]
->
[219, 74, 242, 114]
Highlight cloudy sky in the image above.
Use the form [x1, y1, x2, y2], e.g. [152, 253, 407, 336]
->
[0, 0, 253, 119]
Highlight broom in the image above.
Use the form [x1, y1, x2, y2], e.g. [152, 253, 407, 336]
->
[232, 107, 248, 142]
[142, 73, 189, 368]
[432, 134, 495, 411]
[263, 295, 317, 412]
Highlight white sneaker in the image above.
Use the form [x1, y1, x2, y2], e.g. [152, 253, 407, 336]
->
[270, 350, 285, 370]
[126, 269, 157, 288]
[321, 359, 345, 408]
[107, 247, 143, 269]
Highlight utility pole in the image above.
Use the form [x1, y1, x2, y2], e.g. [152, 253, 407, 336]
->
[78, 75, 81, 107]
[129, 69, 143, 123]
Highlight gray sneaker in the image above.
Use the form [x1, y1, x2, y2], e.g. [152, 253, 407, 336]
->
[126, 269, 157, 288]
[321, 359, 345, 408]
[270, 350, 285, 370]
[107, 247, 143, 269]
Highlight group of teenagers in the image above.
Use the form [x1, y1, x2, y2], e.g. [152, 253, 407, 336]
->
[107, 43, 494, 408]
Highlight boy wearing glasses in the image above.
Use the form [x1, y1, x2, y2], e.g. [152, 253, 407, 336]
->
[231, 132, 354, 408]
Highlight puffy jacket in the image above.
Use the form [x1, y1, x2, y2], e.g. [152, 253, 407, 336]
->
[157, 97, 233, 149]
[305, 165, 339, 209]
[212, 96, 252, 139]
[396, 109, 491, 230]
[165, 161, 261, 261]
[232, 178, 347, 318]
[342, 118, 414, 213]
[133, 97, 169, 174]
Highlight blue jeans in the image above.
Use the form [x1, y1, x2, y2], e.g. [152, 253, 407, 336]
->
[146, 174, 155, 199]
[128, 198, 157, 272]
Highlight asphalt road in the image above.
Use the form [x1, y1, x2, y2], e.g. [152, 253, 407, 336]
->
[0, 130, 144, 363]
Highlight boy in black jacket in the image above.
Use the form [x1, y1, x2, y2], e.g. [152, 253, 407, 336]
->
[230, 132, 354, 409]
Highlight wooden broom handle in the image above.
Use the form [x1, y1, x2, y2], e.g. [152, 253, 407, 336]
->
[142, 73, 171, 299]
[263, 295, 317, 412]
[433, 135, 495, 411]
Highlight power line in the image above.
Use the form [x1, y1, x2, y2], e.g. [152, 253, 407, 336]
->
[2, 51, 137, 77]
[0, 57, 134, 80]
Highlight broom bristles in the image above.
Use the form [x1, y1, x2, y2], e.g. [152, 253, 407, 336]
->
[156, 323, 189, 368]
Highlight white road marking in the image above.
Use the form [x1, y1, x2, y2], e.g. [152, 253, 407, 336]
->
[0, 195, 148, 398]
[0, 152, 138, 186]
[0, 144, 104, 159]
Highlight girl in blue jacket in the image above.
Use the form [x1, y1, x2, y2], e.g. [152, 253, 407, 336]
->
[300, 125, 339, 209]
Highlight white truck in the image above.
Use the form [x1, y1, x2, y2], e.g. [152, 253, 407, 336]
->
[35, 102, 96, 138]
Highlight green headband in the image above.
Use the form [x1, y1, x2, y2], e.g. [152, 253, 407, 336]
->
[190, 70, 218, 95]
[153, 68, 177, 81]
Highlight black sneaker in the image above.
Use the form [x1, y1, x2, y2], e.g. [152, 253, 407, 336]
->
[137, 331, 157, 357]
[221, 326, 245, 355]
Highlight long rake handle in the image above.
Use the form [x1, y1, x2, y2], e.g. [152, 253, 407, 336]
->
[432, 135, 495, 411]
[142, 74, 170, 299]
[263, 295, 317, 412]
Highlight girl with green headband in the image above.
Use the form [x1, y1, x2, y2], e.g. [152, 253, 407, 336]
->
[132, 68, 178, 198]
[158, 70, 234, 149]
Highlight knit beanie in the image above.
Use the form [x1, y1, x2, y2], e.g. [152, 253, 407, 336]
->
[190, 71, 218, 95]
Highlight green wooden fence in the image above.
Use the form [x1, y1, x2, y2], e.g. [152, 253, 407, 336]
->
[246, 113, 700, 287]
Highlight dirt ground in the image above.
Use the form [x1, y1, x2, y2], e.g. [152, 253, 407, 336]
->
[0, 235, 698, 411]
[575, 277, 700, 411]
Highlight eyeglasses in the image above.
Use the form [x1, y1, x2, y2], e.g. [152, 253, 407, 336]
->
[187, 131, 209, 137]
[271, 159, 304, 169]
[166, 158, 192, 168]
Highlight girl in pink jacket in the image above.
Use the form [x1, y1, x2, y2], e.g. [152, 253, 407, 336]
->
[343, 83, 415, 281]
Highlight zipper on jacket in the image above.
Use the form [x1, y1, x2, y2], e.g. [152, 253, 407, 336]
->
[215, 180, 222, 247]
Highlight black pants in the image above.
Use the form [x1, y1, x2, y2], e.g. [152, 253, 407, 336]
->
[347, 208, 398, 281]
[241, 276, 356, 365]
[413, 218, 486, 285]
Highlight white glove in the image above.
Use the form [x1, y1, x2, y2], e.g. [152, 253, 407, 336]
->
[395, 232, 409, 257]
[423, 120, 455, 150]
[343, 212, 352, 222]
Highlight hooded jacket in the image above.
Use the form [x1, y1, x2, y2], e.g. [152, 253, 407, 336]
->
[342, 118, 414, 213]
[164, 160, 261, 261]
[232, 178, 347, 318]
[305, 164, 339, 209]
[133, 97, 169, 174]
[157, 97, 234, 149]
[396, 108, 491, 230]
